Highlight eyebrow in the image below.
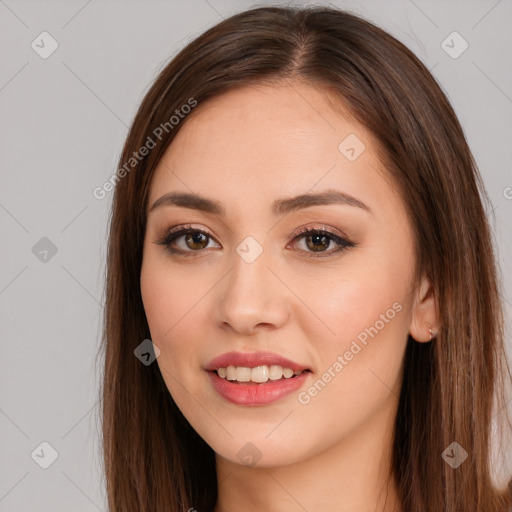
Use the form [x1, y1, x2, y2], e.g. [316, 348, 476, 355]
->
[148, 189, 372, 217]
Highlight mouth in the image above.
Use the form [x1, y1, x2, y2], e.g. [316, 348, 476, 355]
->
[205, 351, 312, 405]
[210, 365, 312, 385]
[206, 365, 313, 406]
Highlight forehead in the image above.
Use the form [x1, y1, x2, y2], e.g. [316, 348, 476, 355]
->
[147, 82, 399, 219]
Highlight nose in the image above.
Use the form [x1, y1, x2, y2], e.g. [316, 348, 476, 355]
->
[212, 243, 290, 335]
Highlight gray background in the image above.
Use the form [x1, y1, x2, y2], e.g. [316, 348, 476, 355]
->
[1, 0, 511, 510]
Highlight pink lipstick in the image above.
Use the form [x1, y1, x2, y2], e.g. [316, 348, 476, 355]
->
[205, 351, 312, 406]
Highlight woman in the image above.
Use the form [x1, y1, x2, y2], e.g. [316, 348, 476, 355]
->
[99, 5, 512, 511]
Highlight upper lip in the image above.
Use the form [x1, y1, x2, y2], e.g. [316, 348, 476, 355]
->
[205, 351, 311, 372]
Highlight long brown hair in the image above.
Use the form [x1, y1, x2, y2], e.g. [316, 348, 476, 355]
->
[98, 6, 512, 511]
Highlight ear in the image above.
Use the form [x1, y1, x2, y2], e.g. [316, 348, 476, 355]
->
[408, 274, 438, 343]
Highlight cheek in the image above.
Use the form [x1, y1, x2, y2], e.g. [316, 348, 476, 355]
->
[140, 262, 200, 402]
[140, 265, 172, 338]
[140, 261, 190, 374]
[297, 256, 407, 340]
[296, 259, 410, 398]
[293, 290, 407, 443]
[141, 257, 204, 341]
[140, 257, 218, 392]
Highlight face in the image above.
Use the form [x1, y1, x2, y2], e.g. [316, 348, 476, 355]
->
[140, 82, 420, 468]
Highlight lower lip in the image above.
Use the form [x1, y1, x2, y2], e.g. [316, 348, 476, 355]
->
[207, 370, 311, 406]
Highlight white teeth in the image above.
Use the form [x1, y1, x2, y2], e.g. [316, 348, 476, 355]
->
[226, 366, 237, 380]
[251, 365, 269, 383]
[216, 365, 305, 383]
[269, 365, 283, 380]
[235, 366, 251, 382]
[282, 367, 294, 378]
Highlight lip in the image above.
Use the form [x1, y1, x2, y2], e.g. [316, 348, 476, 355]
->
[207, 370, 311, 406]
[205, 351, 312, 406]
[205, 351, 310, 372]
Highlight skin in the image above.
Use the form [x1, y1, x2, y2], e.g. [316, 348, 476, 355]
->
[140, 81, 438, 512]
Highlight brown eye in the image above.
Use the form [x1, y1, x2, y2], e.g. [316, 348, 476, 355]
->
[305, 232, 331, 252]
[182, 231, 210, 250]
[290, 227, 356, 258]
[155, 225, 219, 256]
[155, 225, 356, 258]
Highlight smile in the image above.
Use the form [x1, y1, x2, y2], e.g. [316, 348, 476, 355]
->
[207, 367, 312, 406]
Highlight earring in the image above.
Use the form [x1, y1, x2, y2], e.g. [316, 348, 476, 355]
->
[427, 324, 437, 340]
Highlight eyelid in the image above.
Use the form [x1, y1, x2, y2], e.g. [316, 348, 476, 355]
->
[155, 223, 220, 248]
[287, 224, 355, 258]
[165, 223, 215, 238]
[290, 223, 350, 240]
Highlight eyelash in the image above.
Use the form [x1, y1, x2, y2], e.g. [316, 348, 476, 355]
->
[154, 223, 356, 259]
